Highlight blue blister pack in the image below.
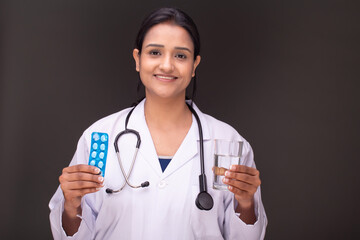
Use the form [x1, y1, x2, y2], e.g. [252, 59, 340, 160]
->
[88, 132, 109, 177]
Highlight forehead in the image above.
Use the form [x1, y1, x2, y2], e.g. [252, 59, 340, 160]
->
[143, 22, 194, 50]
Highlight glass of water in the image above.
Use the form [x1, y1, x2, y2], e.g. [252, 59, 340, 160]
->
[213, 139, 243, 190]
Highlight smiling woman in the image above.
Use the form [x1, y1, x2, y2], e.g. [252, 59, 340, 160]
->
[49, 7, 267, 240]
[133, 22, 201, 102]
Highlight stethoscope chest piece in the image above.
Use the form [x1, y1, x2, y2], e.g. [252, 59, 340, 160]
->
[196, 191, 214, 211]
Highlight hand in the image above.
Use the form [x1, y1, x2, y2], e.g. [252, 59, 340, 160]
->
[223, 165, 261, 223]
[59, 164, 104, 215]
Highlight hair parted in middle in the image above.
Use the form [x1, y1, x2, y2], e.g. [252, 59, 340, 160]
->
[133, 7, 201, 105]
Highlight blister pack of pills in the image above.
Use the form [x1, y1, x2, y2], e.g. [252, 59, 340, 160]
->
[88, 132, 109, 177]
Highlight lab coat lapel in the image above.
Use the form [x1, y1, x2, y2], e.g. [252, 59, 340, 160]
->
[161, 116, 198, 178]
[125, 100, 211, 179]
[126, 100, 163, 177]
[162, 103, 211, 179]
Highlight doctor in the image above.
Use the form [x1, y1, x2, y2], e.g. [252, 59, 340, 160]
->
[49, 7, 267, 239]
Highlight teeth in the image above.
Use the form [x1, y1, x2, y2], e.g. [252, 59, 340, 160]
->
[156, 75, 176, 80]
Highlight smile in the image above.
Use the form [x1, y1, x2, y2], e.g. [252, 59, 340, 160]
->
[154, 75, 178, 81]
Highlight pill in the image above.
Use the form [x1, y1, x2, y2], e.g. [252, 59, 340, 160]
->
[100, 144, 105, 151]
[101, 134, 107, 142]
[98, 161, 104, 168]
[93, 133, 100, 141]
[89, 132, 108, 177]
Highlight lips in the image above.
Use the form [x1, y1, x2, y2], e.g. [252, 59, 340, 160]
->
[154, 74, 178, 81]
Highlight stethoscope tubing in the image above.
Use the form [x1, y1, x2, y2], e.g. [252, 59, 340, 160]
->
[116, 148, 141, 189]
[106, 102, 213, 210]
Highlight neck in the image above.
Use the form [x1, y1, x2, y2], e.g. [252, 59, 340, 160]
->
[144, 95, 191, 128]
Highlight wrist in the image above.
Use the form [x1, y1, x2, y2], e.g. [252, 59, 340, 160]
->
[64, 201, 82, 218]
[62, 201, 82, 236]
[235, 198, 254, 213]
[235, 198, 257, 224]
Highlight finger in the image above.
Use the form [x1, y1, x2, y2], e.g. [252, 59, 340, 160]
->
[223, 177, 255, 193]
[64, 187, 102, 199]
[62, 164, 101, 175]
[63, 172, 104, 184]
[227, 185, 253, 200]
[224, 171, 261, 186]
[212, 166, 227, 176]
[78, 187, 102, 196]
[62, 180, 104, 191]
[228, 165, 259, 176]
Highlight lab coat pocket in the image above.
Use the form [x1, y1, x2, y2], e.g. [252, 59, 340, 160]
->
[190, 185, 225, 240]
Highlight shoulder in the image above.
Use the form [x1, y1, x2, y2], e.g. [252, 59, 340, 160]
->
[70, 106, 133, 162]
[199, 110, 255, 166]
[202, 112, 245, 141]
[191, 101, 247, 142]
[83, 107, 132, 136]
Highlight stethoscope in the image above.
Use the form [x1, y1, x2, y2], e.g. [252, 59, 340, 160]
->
[106, 103, 214, 211]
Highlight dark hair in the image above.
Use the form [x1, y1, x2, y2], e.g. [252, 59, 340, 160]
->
[134, 7, 200, 105]
[135, 7, 200, 59]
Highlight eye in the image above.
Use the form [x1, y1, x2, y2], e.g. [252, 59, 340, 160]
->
[149, 50, 161, 56]
[176, 53, 187, 59]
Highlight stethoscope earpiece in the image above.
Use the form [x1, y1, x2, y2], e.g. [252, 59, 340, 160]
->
[195, 191, 214, 211]
[141, 181, 150, 187]
[106, 188, 113, 194]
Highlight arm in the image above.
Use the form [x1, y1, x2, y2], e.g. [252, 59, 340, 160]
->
[49, 134, 104, 239]
[59, 164, 103, 235]
[224, 164, 260, 224]
[222, 142, 267, 239]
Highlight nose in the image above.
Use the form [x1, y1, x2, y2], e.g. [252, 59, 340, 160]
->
[159, 54, 174, 72]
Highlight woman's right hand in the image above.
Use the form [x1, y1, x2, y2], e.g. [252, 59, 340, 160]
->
[59, 164, 104, 236]
[59, 164, 104, 216]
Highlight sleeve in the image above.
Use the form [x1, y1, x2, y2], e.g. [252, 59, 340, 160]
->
[48, 133, 96, 240]
[223, 141, 268, 240]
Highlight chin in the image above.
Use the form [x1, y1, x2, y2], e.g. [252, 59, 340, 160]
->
[147, 88, 185, 100]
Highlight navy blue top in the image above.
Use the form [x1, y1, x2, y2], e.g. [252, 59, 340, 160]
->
[158, 156, 172, 172]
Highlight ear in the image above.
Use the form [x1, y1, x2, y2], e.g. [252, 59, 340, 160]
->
[133, 49, 140, 72]
[192, 55, 201, 77]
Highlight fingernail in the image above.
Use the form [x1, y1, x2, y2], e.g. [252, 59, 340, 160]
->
[96, 187, 101, 191]
[230, 165, 236, 170]
[98, 176, 104, 182]
[223, 178, 229, 183]
[225, 171, 230, 176]
[94, 168, 100, 173]
[228, 186, 233, 190]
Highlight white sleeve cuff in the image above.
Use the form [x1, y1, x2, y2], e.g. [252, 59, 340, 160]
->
[49, 196, 94, 240]
[227, 188, 267, 239]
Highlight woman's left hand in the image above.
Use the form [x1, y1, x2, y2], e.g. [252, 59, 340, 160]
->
[223, 165, 261, 223]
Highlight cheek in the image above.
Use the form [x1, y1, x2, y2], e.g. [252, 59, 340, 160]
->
[139, 58, 156, 72]
[179, 61, 193, 72]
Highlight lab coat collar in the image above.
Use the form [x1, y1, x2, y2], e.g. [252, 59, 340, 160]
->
[127, 99, 211, 140]
[186, 100, 211, 141]
[126, 99, 211, 178]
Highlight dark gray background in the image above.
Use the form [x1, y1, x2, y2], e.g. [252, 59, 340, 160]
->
[1, 0, 359, 239]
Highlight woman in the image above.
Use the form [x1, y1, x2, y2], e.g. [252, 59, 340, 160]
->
[49, 7, 267, 239]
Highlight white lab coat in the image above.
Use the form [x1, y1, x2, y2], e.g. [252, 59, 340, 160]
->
[49, 99, 267, 239]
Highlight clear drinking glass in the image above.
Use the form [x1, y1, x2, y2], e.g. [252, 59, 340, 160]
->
[213, 139, 243, 190]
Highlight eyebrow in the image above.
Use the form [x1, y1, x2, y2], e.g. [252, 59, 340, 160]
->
[145, 44, 192, 53]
